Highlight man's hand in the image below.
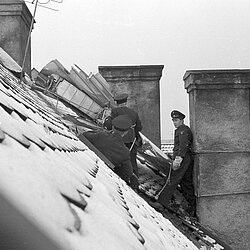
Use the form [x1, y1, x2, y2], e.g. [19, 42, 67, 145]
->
[172, 156, 183, 170]
[175, 156, 183, 163]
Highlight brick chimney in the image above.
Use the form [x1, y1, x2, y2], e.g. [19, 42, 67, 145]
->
[0, 0, 33, 75]
[184, 69, 250, 250]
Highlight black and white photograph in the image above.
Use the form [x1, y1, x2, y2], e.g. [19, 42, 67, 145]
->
[0, 0, 249, 249]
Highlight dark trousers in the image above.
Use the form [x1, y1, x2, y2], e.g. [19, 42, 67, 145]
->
[158, 154, 195, 208]
[179, 160, 196, 208]
[114, 163, 133, 185]
[125, 142, 139, 189]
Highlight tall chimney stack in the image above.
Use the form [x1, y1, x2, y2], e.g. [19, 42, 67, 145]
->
[0, 0, 33, 75]
[99, 65, 164, 147]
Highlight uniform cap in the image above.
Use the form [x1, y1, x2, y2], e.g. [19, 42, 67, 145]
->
[171, 110, 185, 119]
[114, 93, 128, 104]
[112, 115, 133, 131]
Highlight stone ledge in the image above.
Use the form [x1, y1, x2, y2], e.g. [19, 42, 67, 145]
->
[184, 69, 250, 92]
[99, 65, 164, 82]
[0, 1, 32, 29]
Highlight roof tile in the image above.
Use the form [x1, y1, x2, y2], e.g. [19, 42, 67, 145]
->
[0, 57, 199, 250]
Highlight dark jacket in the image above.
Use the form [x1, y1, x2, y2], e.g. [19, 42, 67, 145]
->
[83, 130, 131, 167]
[110, 107, 142, 144]
[173, 124, 193, 159]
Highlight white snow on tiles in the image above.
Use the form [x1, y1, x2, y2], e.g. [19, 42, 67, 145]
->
[0, 61, 198, 249]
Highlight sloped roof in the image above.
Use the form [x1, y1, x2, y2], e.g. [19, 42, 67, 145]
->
[0, 53, 198, 249]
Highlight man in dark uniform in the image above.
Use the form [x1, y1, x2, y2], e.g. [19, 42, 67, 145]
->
[104, 93, 143, 190]
[80, 115, 134, 185]
[157, 110, 196, 216]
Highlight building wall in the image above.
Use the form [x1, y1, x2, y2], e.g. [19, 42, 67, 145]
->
[184, 69, 250, 250]
[0, 0, 32, 75]
[99, 65, 164, 147]
[161, 140, 174, 155]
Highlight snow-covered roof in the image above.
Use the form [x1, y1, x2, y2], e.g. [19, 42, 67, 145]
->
[0, 51, 198, 249]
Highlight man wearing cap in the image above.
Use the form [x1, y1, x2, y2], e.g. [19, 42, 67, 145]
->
[156, 110, 196, 217]
[80, 115, 134, 185]
[106, 93, 143, 190]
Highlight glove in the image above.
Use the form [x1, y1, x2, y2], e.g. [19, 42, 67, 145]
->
[175, 156, 183, 164]
[172, 160, 180, 170]
[172, 156, 183, 170]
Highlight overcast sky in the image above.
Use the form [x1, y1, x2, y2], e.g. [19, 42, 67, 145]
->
[27, 0, 250, 140]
